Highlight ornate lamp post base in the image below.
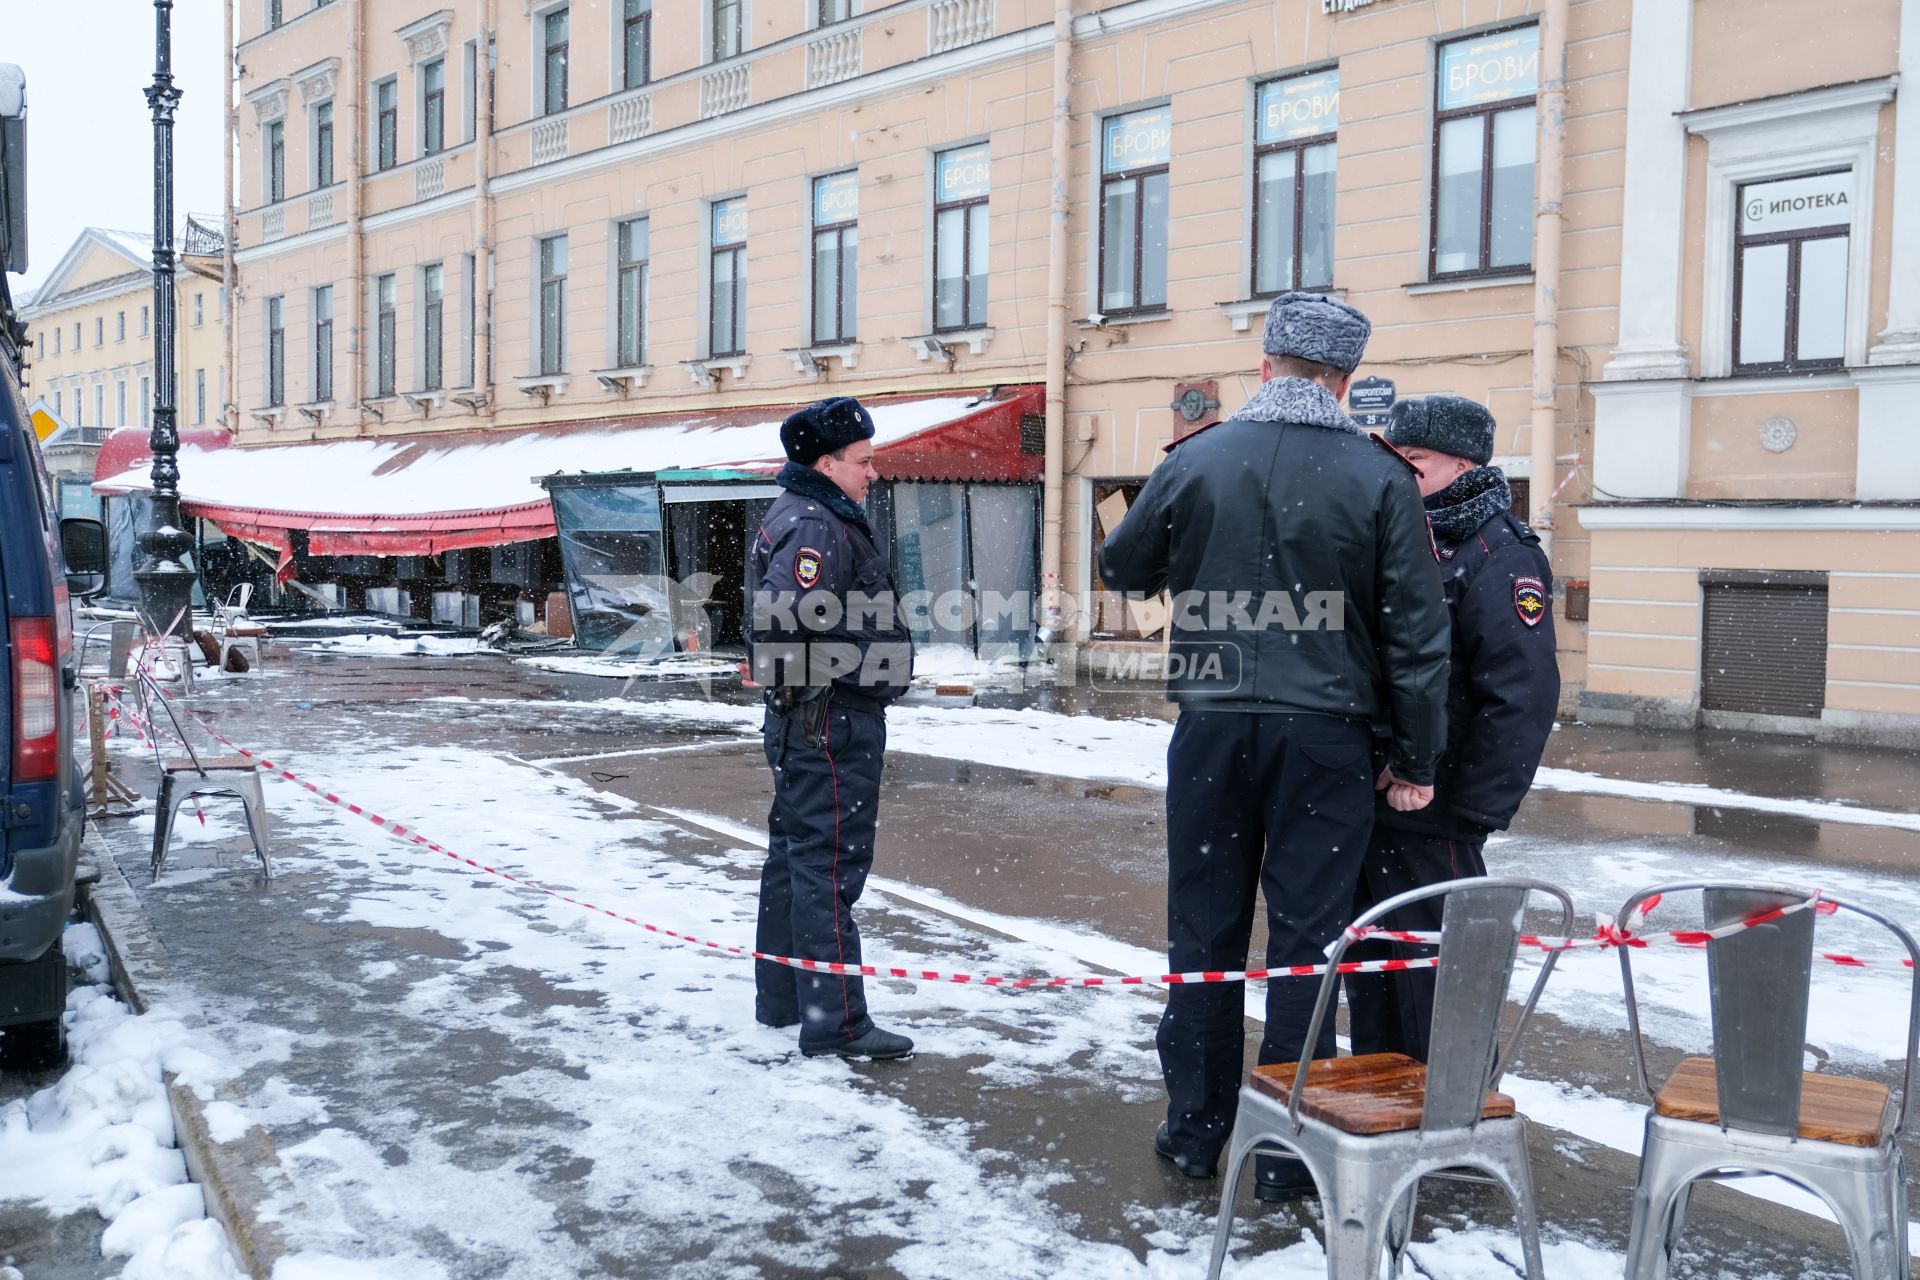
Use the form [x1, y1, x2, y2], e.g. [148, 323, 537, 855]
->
[136, 0, 194, 637]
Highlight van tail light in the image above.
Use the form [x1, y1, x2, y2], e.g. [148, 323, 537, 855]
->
[11, 617, 58, 783]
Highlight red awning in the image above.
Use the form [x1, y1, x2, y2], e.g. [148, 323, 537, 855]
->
[94, 385, 1044, 557]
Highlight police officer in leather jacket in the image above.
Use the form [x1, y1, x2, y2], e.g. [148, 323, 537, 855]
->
[1101, 293, 1449, 1201]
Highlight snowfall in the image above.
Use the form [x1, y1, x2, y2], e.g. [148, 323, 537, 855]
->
[6, 661, 1919, 1279]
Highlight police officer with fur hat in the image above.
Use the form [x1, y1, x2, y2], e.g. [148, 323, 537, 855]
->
[1102, 293, 1449, 1201]
[1345, 395, 1560, 1062]
[747, 396, 915, 1060]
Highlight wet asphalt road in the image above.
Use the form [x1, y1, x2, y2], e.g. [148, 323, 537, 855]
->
[16, 639, 1920, 1278]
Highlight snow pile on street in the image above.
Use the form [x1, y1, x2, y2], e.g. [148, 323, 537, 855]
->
[514, 651, 740, 680]
[295, 633, 485, 658]
[0, 927, 243, 1279]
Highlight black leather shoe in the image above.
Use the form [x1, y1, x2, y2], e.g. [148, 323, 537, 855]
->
[1253, 1168, 1317, 1204]
[800, 1026, 914, 1059]
[1153, 1123, 1216, 1180]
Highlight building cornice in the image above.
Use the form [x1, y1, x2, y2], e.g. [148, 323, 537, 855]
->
[20, 271, 153, 318]
[234, 220, 348, 265]
[1680, 76, 1898, 137]
[1579, 503, 1920, 532]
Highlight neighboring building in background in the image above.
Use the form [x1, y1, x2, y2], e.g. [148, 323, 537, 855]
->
[91, 0, 1918, 741]
[24, 226, 227, 443]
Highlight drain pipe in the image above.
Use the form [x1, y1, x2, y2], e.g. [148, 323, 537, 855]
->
[223, 0, 237, 432]
[473, 0, 495, 417]
[1528, 0, 1570, 554]
[347, 0, 366, 432]
[1039, 0, 1072, 651]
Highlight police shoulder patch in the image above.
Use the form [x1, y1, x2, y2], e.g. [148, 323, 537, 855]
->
[794, 547, 824, 589]
[1513, 576, 1547, 627]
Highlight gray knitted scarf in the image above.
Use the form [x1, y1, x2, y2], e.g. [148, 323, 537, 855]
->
[1233, 377, 1364, 435]
[1425, 465, 1514, 544]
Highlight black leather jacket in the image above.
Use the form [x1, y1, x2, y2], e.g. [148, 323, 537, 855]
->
[1100, 378, 1450, 785]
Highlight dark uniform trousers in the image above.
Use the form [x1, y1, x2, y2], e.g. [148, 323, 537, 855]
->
[1346, 826, 1489, 1062]
[755, 703, 886, 1051]
[1159, 709, 1374, 1165]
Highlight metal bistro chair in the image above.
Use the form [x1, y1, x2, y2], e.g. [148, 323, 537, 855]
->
[1207, 876, 1574, 1280]
[151, 755, 273, 880]
[1619, 882, 1920, 1280]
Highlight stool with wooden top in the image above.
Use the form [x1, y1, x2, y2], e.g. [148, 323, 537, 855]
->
[1206, 877, 1573, 1280]
[151, 754, 272, 880]
[1618, 883, 1918, 1280]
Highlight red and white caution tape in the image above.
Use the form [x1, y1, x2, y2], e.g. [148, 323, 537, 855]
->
[104, 689, 1436, 988]
[108, 684, 1918, 981]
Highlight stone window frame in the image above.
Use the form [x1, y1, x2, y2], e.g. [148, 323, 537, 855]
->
[1684, 79, 1893, 379]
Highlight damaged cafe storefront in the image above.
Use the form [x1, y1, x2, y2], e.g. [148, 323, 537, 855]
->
[539, 386, 1047, 662]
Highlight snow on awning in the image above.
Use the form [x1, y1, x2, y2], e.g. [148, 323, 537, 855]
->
[92, 387, 1044, 556]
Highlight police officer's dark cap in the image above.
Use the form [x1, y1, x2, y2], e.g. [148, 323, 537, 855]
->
[781, 396, 877, 465]
[1384, 395, 1497, 466]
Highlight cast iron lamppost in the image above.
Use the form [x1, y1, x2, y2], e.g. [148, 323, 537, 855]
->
[135, 0, 196, 638]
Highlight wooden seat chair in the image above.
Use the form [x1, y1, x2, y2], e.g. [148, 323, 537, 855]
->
[1206, 876, 1574, 1280]
[1618, 883, 1919, 1280]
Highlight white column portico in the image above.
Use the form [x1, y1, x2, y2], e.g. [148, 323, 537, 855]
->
[1592, 0, 1693, 500]
[1858, 0, 1920, 498]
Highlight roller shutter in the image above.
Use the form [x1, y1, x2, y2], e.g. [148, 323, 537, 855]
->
[1700, 578, 1828, 718]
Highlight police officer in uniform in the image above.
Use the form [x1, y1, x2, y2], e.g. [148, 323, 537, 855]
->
[1346, 395, 1560, 1062]
[748, 396, 916, 1060]
[1101, 293, 1450, 1201]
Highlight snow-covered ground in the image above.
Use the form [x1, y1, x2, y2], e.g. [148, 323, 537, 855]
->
[95, 714, 1647, 1278]
[0, 925, 244, 1279]
[51, 681, 1919, 1276]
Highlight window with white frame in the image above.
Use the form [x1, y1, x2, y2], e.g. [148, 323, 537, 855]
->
[712, 0, 744, 61]
[266, 0, 282, 29]
[422, 59, 445, 154]
[117, 311, 126, 342]
[314, 100, 334, 186]
[53, 390, 62, 419]
[313, 284, 333, 401]
[375, 78, 399, 170]
[812, 172, 858, 345]
[116, 381, 126, 426]
[1431, 25, 1538, 278]
[194, 369, 206, 425]
[709, 199, 747, 357]
[139, 376, 150, 429]
[375, 274, 397, 396]
[193, 293, 204, 326]
[615, 217, 648, 367]
[421, 263, 445, 390]
[139, 305, 149, 337]
[94, 385, 103, 425]
[1099, 107, 1172, 316]
[538, 235, 568, 375]
[622, 0, 652, 89]
[934, 145, 989, 332]
[1733, 169, 1851, 373]
[266, 296, 285, 406]
[1255, 70, 1338, 296]
[541, 8, 569, 116]
[816, 0, 852, 25]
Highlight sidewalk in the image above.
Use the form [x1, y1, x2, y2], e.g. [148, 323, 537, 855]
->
[68, 642, 1914, 1278]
